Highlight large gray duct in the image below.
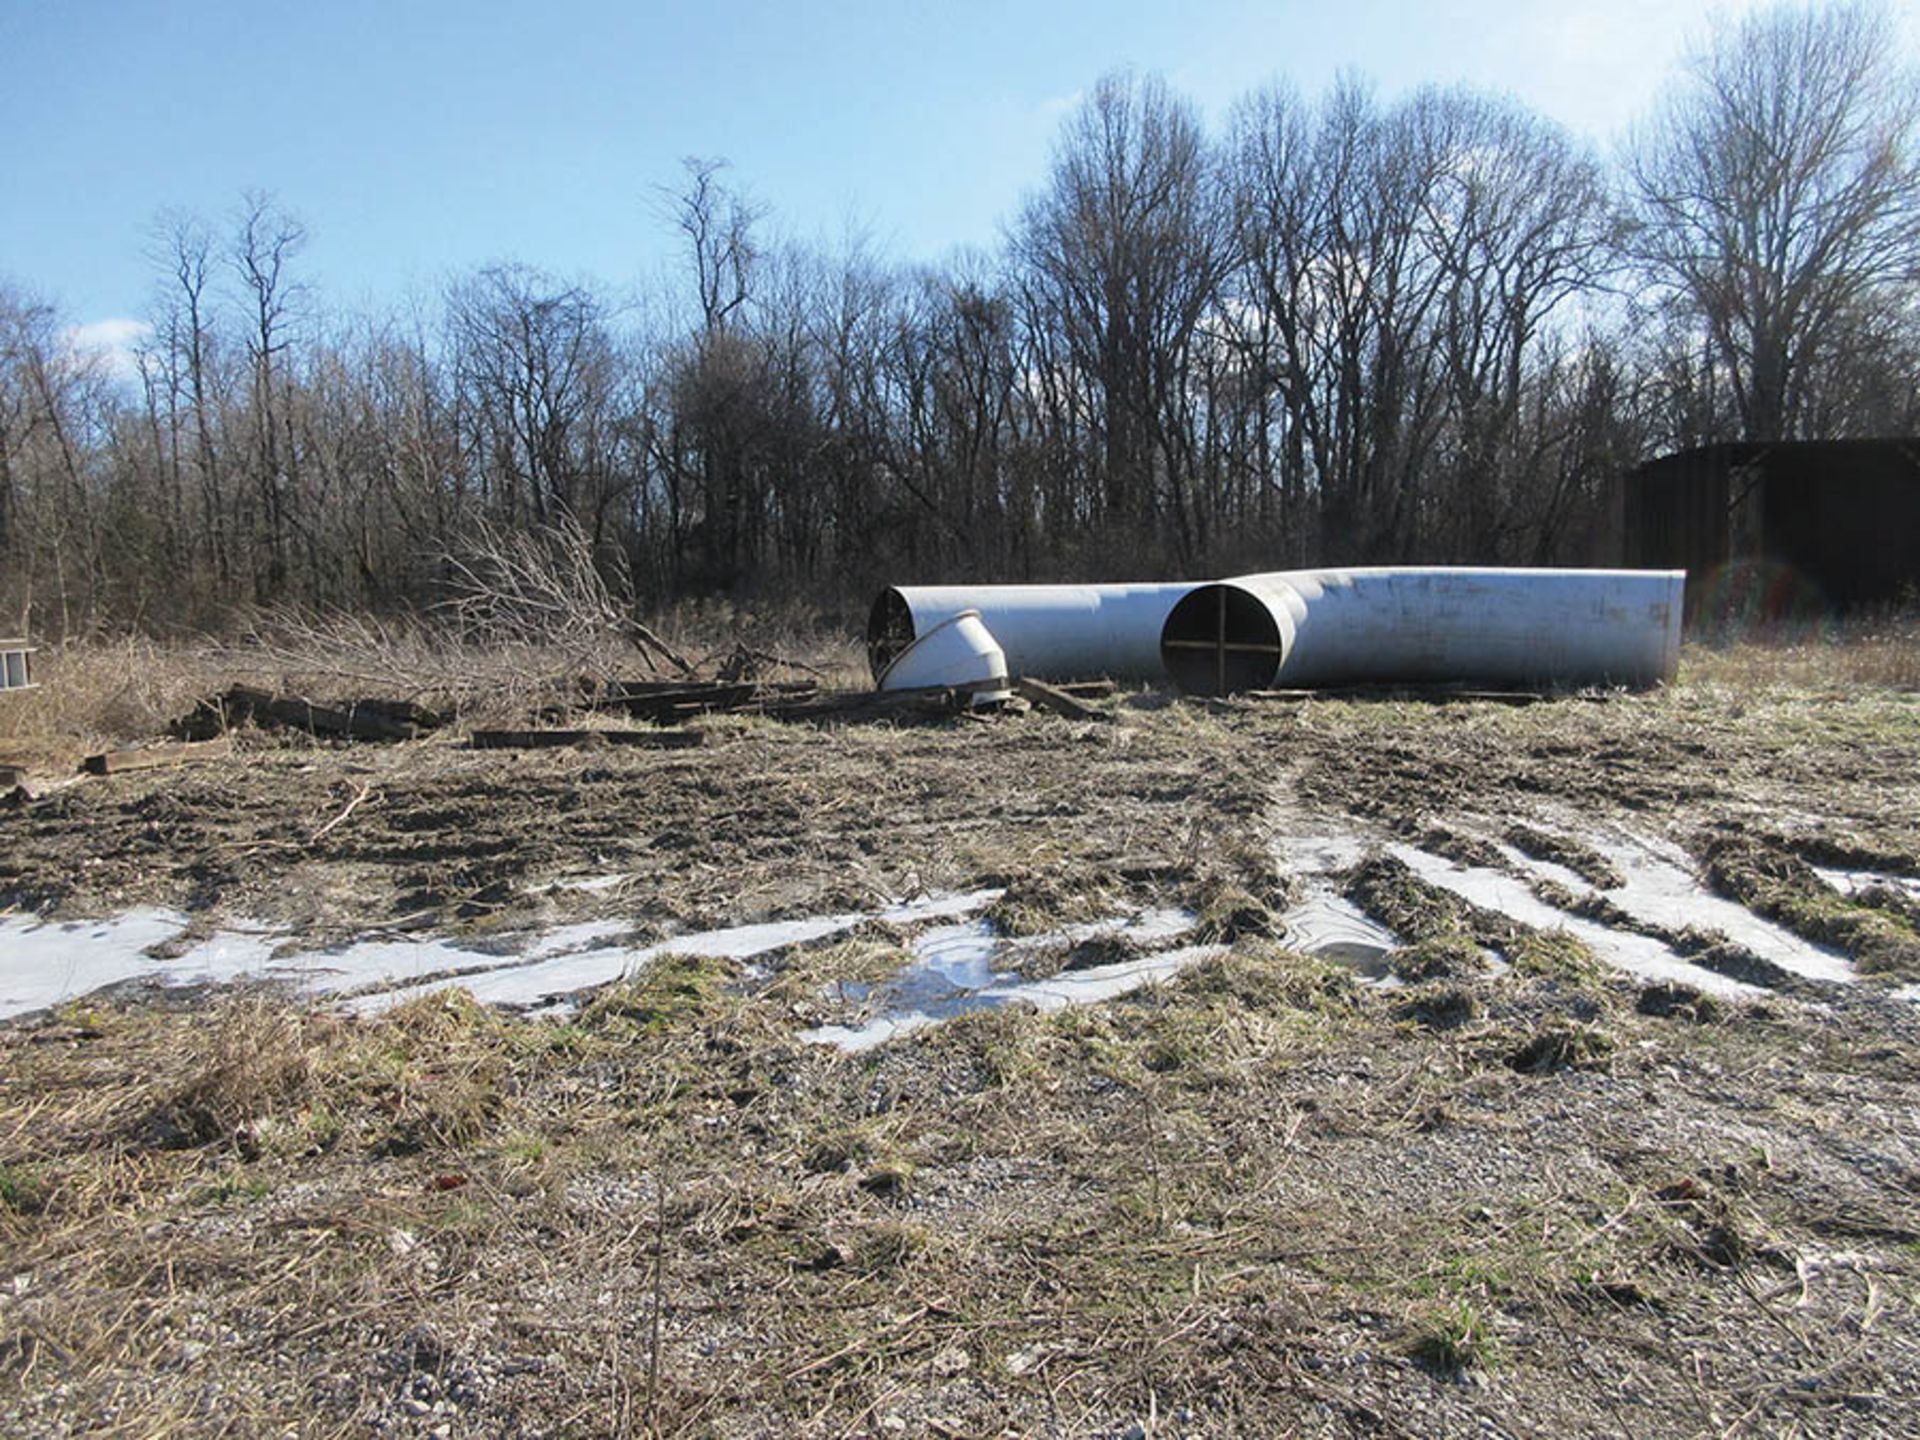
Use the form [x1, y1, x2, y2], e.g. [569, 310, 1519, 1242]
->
[1158, 568, 1686, 696]
[868, 584, 1196, 684]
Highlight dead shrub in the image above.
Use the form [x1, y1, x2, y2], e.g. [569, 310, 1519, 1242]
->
[152, 996, 338, 1148]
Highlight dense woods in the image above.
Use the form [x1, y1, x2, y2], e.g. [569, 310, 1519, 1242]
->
[4, 3, 1918, 637]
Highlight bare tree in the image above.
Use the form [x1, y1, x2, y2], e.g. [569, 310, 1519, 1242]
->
[1628, 1, 1920, 440]
[664, 157, 762, 336]
[0, 283, 116, 634]
[1411, 88, 1616, 556]
[1014, 72, 1233, 562]
[232, 191, 308, 597]
[446, 265, 614, 527]
[656, 160, 774, 588]
[148, 211, 236, 592]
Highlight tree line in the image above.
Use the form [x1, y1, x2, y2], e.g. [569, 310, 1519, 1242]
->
[3, 2, 1917, 637]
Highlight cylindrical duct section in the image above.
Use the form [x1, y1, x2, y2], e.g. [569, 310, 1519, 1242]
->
[875, 610, 1009, 695]
[1160, 568, 1686, 696]
[869, 584, 1196, 684]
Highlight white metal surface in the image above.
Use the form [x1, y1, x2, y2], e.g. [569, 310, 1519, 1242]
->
[872, 584, 1196, 683]
[1160, 568, 1686, 694]
[877, 609, 1009, 694]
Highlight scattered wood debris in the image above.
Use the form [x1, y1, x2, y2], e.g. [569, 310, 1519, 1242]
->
[709, 641, 826, 683]
[755, 686, 1000, 725]
[82, 737, 235, 776]
[470, 729, 709, 751]
[556, 677, 1034, 728]
[1198, 684, 1609, 708]
[161, 670, 1109, 765]
[561, 678, 820, 725]
[1014, 677, 1110, 722]
[175, 687, 449, 742]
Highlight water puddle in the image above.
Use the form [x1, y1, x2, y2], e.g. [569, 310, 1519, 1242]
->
[1274, 830, 1437, 981]
[350, 890, 1006, 1014]
[1276, 890, 1402, 980]
[1, 888, 1220, 1045]
[301, 920, 637, 997]
[1387, 844, 1769, 999]
[1274, 833, 1368, 877]
[802, 920, 1226, 1053]
[0, 910, 276, 1019]
[0, 892, 1003, 1021]
[799, 907, 1211, 1051]
[10, 819, 1868, 1038]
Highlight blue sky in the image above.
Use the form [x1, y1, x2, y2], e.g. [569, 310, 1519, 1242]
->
[5, 0, 1914, 358]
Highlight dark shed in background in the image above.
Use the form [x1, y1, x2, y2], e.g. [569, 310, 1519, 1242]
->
[1621, 439, 1920, 619]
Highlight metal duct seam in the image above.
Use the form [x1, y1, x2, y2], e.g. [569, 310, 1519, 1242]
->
[1159, 568, 1687, 696]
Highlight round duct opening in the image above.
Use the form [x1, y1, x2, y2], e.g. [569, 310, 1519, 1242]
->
[1159, 583, 1286, 696]
[866, 587, 916, 682]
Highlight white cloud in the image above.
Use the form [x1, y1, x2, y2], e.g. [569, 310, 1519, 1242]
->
[1033, 88, 1085, 124]
[61, 317, 152, 386]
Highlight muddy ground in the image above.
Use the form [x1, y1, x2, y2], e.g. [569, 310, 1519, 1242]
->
[3, 668, 1920, 1437]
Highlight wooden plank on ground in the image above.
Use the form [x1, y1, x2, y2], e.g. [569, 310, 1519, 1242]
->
[1222, 685, 1554, 706]
[1014, 677, 1108, 722]
[567, 679, 820, 723]
[82, 736, 234, 776]
[469, 729, 708, 751]
[350, 697, 448, 729]
[758, 687, 970, 725]
[224, 686, 423, 740]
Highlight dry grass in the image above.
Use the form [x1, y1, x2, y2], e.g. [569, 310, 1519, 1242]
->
[0, 636, 235, 769]
[0, 607, 867, 778]
[1681, 608, 1920, 692]
[5, 936, 1917, 1437]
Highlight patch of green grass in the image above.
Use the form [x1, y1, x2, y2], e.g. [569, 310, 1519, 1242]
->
[1387, 934, 1486, 982]
[1408, 1250, 1514, 1299]
[1504, 929, 1606, 985]
[1407, 1298, 1498, 1372]
[499, 1130, 550, 1165]
[189, 1171, 274, 1207]
[0, 1162, 50, 1215]
[581, 953, 735, 1033]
